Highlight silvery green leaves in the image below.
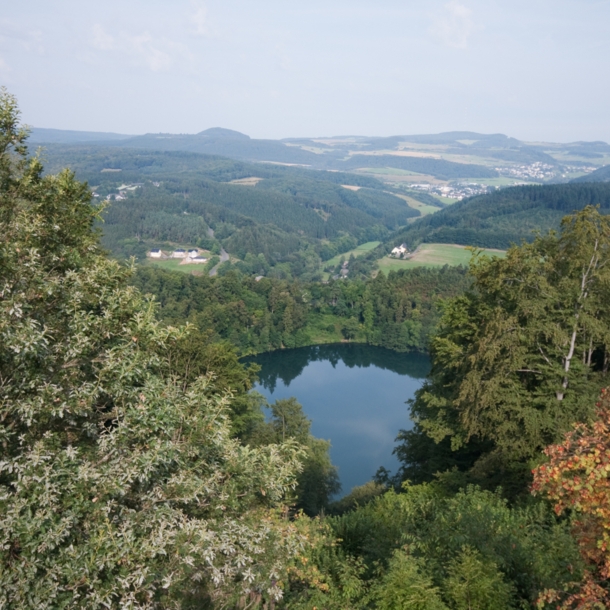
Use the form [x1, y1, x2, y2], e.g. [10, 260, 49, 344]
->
[0, 91, 308, 608]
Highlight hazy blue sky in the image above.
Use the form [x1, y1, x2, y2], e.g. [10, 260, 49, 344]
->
[2, 1, 609, 141]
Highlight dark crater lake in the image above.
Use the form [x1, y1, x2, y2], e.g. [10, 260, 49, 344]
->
[247, 344, 430, 496]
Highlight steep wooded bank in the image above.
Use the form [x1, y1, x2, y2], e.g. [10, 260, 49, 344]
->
[394, 207, 610, 497]
[131, 265, 470, 355]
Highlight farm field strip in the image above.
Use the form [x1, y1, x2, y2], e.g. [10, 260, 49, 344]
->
[378, 243, 506, 273]
[392, 193, 441, 216]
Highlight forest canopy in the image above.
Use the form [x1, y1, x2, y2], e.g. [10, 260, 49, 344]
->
[5, 89, 610, 608]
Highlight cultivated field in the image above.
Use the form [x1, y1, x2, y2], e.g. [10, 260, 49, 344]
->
[144, 259, 201, 274]
[378, 243, 506, 273]
[144, 249, 214, 275]
[393, 193, 441, 216]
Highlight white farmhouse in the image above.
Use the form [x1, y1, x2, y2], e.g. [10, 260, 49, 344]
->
[172, 249, 187, 259]
[391, 243, 409, 257]
[149, 249, 162, 258]
[182, 255, 208, 265]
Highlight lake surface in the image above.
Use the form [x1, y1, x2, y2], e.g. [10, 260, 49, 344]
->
[248, 344, 430, 496]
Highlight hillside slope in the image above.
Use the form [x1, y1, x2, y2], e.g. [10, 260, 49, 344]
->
[571, 164, 610, 182]
[386, 182, 610, 250]
[39, 145, 418, 277]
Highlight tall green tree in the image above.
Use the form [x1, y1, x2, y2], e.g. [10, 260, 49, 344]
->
[398, 208, 610, 489]
[249, 398, 341, 515]
[0, 88, 308, 608]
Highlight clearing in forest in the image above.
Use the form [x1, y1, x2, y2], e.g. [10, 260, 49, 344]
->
[229, 177, 264, 186]
[378, 243, 505, 273]
[392, 193, 440, 216]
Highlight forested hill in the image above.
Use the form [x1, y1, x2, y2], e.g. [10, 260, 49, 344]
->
[34, 129, 504, 180]
[38, 145, 419, 275]
[571, 163, 610, 182]
[387, 182, 610, 250]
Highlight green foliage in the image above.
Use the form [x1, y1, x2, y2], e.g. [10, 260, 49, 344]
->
[248, 398, 341, 516]
[341, 317, 360, 340]
[396, 207, 610, 495]
[132, 265, 470, 356]
[329, 484, 582, 608]
[374, 552, 448, 610]
[0, 89, 309, 608]
[286, 484, 582, 609]
[445, 547, 514, 610]
[327, 481, 386, 515]
[390, 182, 610, 251]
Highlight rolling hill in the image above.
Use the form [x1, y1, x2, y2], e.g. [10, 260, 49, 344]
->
[38, 144, 419, 279]
[384, 182, 610, 251]
[33, 127, 610, 184]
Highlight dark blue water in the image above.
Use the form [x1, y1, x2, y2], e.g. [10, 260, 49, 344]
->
[248, 344, 430, 496]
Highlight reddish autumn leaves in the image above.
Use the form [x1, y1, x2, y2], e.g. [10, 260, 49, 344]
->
[532, 388, 610, 608]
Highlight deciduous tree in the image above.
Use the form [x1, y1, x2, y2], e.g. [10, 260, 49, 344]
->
[0, 88, 307, 609]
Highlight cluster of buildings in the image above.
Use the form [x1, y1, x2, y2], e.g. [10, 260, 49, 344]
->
[330, 260, 351, 281]
[149, 248, 209, 264]
[495, 162, 557, 181]
[408, 182, 493, 201]
[101, 184, 143, 201]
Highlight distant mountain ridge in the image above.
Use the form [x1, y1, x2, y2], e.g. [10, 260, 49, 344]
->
[29, 127, 134, 144]
[197, 127, 250, 139]
[29, 127, 609, 182]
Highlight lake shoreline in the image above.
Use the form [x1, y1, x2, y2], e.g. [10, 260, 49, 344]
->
[246, 344, 430, 496]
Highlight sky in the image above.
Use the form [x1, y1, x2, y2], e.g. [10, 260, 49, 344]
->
[1, 0, 609, 142]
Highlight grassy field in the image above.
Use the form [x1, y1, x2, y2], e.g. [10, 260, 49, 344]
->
[378, 243, 506, 273]
[467, 177, 537, 187]
[433, 195, 460, 205]
[143, 259, 204, 274]
[393, 193, 441, 216]
[324, 241, 380, 268]
[229, 177, 264, 186]
[357, 167, 422, 176]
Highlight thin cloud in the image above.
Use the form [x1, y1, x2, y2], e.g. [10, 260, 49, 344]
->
[91, 24, 114, 51]
[191, 2, 208, 36]
[130, 33, 172, 71]
[90, 25, 173, 72]
[430, 1, 475, 49]
[0, 19, 44, 53]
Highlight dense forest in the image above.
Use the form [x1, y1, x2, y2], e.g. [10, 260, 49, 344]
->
[39, 144, 421, 276]
[132, 265, 470, 354]
[5, 91, 610, 608]
[386, 182, 610, 250]
[37, 140, 610, 284]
